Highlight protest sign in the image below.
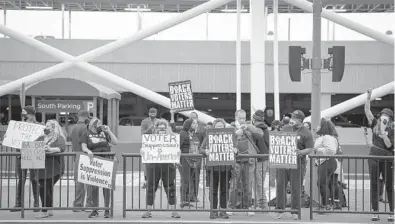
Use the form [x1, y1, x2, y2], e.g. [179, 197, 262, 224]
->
[168, 80, 194, 112]
[20, 141, 45, 169]
[269, 132, 298, 169]
[2, 121, 45, 149]
[206, 128, 235, 166]
[141, 134, 180, 164]
[75, 154, 118, 190]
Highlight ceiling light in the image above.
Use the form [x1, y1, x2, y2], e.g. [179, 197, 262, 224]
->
[212, 97, 219, 100]
[124, 7, 151, 12]
[26, 6, 53, 9]
[221, 8, 248, 13]
[208, 109, 212, 112]
[375, 97, 382, 101]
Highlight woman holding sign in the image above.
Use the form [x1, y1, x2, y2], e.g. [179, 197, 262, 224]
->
[142, 119, 181, 219]
[200, 118, 237, 219]
[35, 120, 66, 219]
[81, 117, 118, 219]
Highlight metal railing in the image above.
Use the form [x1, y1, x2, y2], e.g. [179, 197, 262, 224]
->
[308, 154, 394, 220]
[0, 146, 115, 218]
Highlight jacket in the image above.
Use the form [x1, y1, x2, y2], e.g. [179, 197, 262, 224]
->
[254, 122, 270, 162]
[231, 121, 263, 163]
[179, 119, 205, 167]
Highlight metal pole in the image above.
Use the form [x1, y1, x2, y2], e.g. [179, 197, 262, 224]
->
[236, 0, 241, 110]
[304, 82, 394, 122]
[332, 22, 336, 41]
[61, 4, 65, 39]
[283, 0, 394, 46]
[68, 10, 71, 39]
[137, 5, 142, 31]
[205, 12, 209, 40]
[273, 0, 280, 120]
[3, 9, 6, 38]
[287, 17, 291, 41]
[311, 0, 322, 132]
[326, 19, 330, 41]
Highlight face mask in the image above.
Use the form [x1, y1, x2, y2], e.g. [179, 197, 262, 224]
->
[84, 118, 90, 125]
[96, 126, 103, 133]
[44, 128, 51, 135]
[21, 114, 27, 120]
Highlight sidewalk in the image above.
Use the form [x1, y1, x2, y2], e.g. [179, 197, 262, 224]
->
[0, 184, 392, 223]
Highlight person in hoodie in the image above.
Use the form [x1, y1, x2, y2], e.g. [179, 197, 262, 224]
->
[251, 110, 270, 209]
[227, 109, 263, 216]
[200, 118, 237, 219]
[141, 119, 181, 219]
[179, 118, 205, 207]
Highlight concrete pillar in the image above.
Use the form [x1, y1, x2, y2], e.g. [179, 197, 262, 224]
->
[112, 99, 117, 134]
[107, 99, 112, 128]
[99, 98, 104, 122]
[8, 95, 11, 121]
[250, 0, 266, 117]
[321, 93, 332, 110]
[93, 96, 97, 118]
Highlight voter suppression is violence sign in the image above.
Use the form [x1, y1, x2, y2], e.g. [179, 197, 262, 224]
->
[206, 128, 235, 166]
[21, 141, 45, 169]
[36, 100, 95, 113]
[141, 134, 181, 164]
[2, 121, 45, 149]
[269, 132, 298, 169]
[168, 80, 194, 112]
[75, 154, 118, 190]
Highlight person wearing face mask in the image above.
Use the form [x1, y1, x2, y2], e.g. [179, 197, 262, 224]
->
[141, 108, 159, 189]
[141, 119, 181, 219]
[35, 120, 66, 218]
[275, 110, 314, 220]
[10, 105, 41, 212]
[80, 117, 118, 219]
[70, 110, 92, 212]
[365, 89, 394, 222]
[179, 118, 205, 207]
[227, 109, 263, 216]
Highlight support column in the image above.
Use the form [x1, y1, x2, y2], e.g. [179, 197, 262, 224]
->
[68, 10, 71, 39]
[250, 0, 266, 117]
[115, 99, 119, 136]
[7, 95, 11, 122]
[93, 96, 97, 118]
[273, 0, 280, 120]
[321, 93, 331, 110]
[3, 9, 6, 38]
[107, 99, 112, 128]
[61, 4, 65, 39]
[112, 99, 116, 134]
[99, 98, 104, 122]
[236, 0, 241, 110]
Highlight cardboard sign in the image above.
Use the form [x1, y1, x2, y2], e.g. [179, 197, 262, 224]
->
[168, 80, 194, 112]
[75, 154, 118, 190]
[36, 100, 95, 113]
[141, 134, 181, 164]
[206, 128, 236, 166]
[20, 141, 46, 169]
[269, 132, 298, 169]
[2, 121, 45, 149]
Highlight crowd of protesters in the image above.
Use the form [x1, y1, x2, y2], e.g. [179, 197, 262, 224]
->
[2, 89, 394, 221]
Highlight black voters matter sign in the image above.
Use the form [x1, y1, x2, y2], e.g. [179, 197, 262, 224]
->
[168, 80, 195, 112]
[269, 132, 298, 169]
[206, 128, 236, 166]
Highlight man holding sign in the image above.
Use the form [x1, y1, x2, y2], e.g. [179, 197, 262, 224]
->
[273, 110, 314, 220]
[10, 106, 43, 212]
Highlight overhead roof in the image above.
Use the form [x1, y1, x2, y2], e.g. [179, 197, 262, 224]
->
[3, 78, 121, 100]
[0, 0, 393, 13]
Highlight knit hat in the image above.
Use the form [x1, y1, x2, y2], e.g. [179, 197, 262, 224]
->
[380, 108, 394, 120]
[253, 110, 266, 122]
[23, 105, 36, 115]
[291, 110, 305, 121]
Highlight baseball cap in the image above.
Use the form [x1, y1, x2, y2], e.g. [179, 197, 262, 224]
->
[291, 110, 305, 121]
[78, 110, 90, 118]
[23, 106, 36, 115]
[380, 108, 394, 120]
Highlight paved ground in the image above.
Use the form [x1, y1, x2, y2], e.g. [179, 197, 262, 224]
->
[0, 179, 392, 223]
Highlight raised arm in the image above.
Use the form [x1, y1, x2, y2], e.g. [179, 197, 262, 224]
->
[365, 89, 374, 126]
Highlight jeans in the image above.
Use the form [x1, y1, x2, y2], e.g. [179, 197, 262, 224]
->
[228, 162, 254, 209]
[276, 165, 304, 213]
[146, 164, 176, 206]
[15, 159, 39, 206]
[317, 158, 337, 206]
[73, 182, 94, 208]
[87, 185, 111, 211]
[38, 175, 60, 212]
[328, 173, 340, 201]
[207, 168, 231, 210]
[368, 158, 394, 212]
[179, 158, 200, 202]
[252, 161, 269, 207]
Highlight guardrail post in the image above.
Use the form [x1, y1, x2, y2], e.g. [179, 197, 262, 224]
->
[122, 154, 127, 218]
[21, 169, 25, 218]
[309, 156, 313, 220]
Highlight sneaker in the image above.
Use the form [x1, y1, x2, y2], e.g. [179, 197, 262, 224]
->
[171, 211, 181, 218]
[36, 212, 49, 219]
[48, 211, 53, 217]
[10, 206, 21, 212]
[180, 202, 193, 208]
[209, 212, 217, 219]
[226, 211, 235, 216]
[275, 212, 285, 219]
[219, 211, 229, 219]
[33, 200, 40, 212]
[104, 210, 110, 218]
[371, 214, 380, 221]
[292, 214, 299, 220]
[247, 211, 255, 216]
[142, 211, 152, 218]
[88, 210, 99, 218]
[388, 215, 394, 222]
